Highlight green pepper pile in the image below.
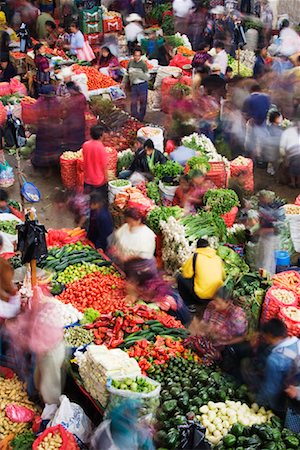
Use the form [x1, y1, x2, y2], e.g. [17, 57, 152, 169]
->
[153, 357, 250, 449]
[216, 417, 299, 449]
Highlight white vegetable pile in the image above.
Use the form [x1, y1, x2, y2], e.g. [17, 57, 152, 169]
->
[160, 216, 195, 274]
[78, 345, 141, 406]
[197, 401, 274, 446]
[182, 133, 229, 168]
[42, 296, 83, 327]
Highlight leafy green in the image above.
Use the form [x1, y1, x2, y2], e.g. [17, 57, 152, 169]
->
[165, 35, 185, 48]
[150, 3, 172, 24]
[153, 160, 183, 181]
[147, 206, 183, 234]
[117, 151, 134, 174]
[187, 156, 210, 174]
[203, 189, 240, 215]
[217, 245, 249, 283]
[181, 211, 227, 242]
[11, 431, 35, 449]
[162, 14, 175, 35]
[80, 308, 100, 325]
[146, 181, 161, 204]
[170, 82, 191, 98]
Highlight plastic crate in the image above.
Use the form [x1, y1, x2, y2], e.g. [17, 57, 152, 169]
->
[80, 6, 102, 23]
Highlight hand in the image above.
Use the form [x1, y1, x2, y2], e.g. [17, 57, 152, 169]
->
[285, 385, 298, 399]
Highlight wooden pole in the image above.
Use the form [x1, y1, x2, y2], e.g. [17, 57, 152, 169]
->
[237, 46, 241, 77]
[29, 208, 37, 288]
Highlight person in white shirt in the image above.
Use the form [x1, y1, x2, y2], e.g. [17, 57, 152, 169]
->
[172, 0, 194, 35]
[213, 40, 228, 76]
[124, 13, 144, 55]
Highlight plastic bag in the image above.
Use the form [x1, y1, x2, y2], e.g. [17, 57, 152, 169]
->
[5, 404, 35, 423]
[179, 418, 211, 449]
[48, 395, 93, 444]
[32, 424, 80, 450]
[105, 376, 160, 419]
[0, 160, 14, 188]
[9, 78, 27, 96]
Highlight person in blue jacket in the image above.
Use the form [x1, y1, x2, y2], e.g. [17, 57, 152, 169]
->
[87, 192, 113, 251]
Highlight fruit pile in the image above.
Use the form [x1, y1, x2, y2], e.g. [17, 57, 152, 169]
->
[73, 64, 117, 90]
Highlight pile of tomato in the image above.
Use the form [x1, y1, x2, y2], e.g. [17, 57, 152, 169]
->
[73, 65, 117, 90]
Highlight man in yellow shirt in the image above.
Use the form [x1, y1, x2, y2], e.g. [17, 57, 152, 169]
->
[177, 239, 225, 313]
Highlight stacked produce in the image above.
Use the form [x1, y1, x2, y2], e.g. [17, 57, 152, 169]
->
[198, 401, 273, 445]
[73, 64, 117, 90]
[42, 296, 83, 326]
[117, 149, 134, 174]
[113, 186, 155, 213]
[0, 373, 39, 440]
[64, 326, 94, 348]
[55, 262, 115, 285]
[0, 219, 19, 234]
[153, 358, 251, 449]
[78, 345, 141, 406]
[147, 206, 183, 234]
[216, 419, 299, 450]
[46, 229, 87, 248]
[58, 271, 126, 313]
[39, 242, 109, 272]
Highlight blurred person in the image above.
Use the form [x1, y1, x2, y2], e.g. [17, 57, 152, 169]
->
[280, 107, 300, 188]
[188, 3, 208, 51]
[126, 258, 191, 325]
[97, 46, 121, 81]
[0, 189, 23, 219]
[111, 207, 156, 269]
[129, 139, 166, 175]
[177, 238, 225, 313]
[128, 0, 145, 18]
[55, 23, 70, 49]
[123, 47, 149, 121]
[66, 21, 84, 58]
[53, 189, 89, 228]
[141, 30, 169, 66]
[260, 0, 273, 45]
[189, 286, 248, 348]
[240, 0, 251, 14]
[278, 19, 300, 58]
[0, 259, 19, 320]
[210, 6, 234, 53]
[255, 319, 300, 416]
[188, 169, 216, 209]
[212, 40, 228, 76]
[173, 0, 195, 35]
[34, 43, 51, 94]
[285, 384, 300, 433]
[0, 56, 17, 82]
[0, 29, 10, 60]
[169, 136, 196, 166]
[11, 0, 39, 37]
[256, 190, 283, 274]
[39, 0, 55, 14]
[0, 11, 18, 42]
[202, 63, 227, 101]
[272, 54, 293, 75]
[59, 0, 78, 31]
[225, 65, 233, 81]
[253, 46, 268, 79]
[124, 13, 144, 55]
[91, 400, 155, 450]
[243, 83, 271, 126]
[265, 109, 283, 175]
[173, 174, 192, 209]
[87, 192, 113, 251]
[192, 42, 212, 70]
[36, 10, 55, 40]
[45, 20, 58, 48]
[63, 81, 86, 151]
[82, 125, 108, 196]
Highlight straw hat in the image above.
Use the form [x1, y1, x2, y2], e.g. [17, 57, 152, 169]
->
[211, 63, 221, 73]
[126, 13, 143, 23]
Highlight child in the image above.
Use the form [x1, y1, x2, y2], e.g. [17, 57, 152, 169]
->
[87, 192, 113, 251]
[0, 189, 23, 219]
[173, 175, 191, 209]
[56, 23, 70, 50]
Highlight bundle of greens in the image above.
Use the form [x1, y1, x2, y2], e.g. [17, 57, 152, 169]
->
[187, 156, 210, 174]
[153, 160, 183, 183]
[117, 149, 134, 174]
[147, 206, 183, 234]
[146, 181, 161, 205]
[150, 3, 172, 24]
[217, 245, 249, 283]
[203, 189, 240, 215]
[180, 211, 227, 242]
[170, 82, 191, 99]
